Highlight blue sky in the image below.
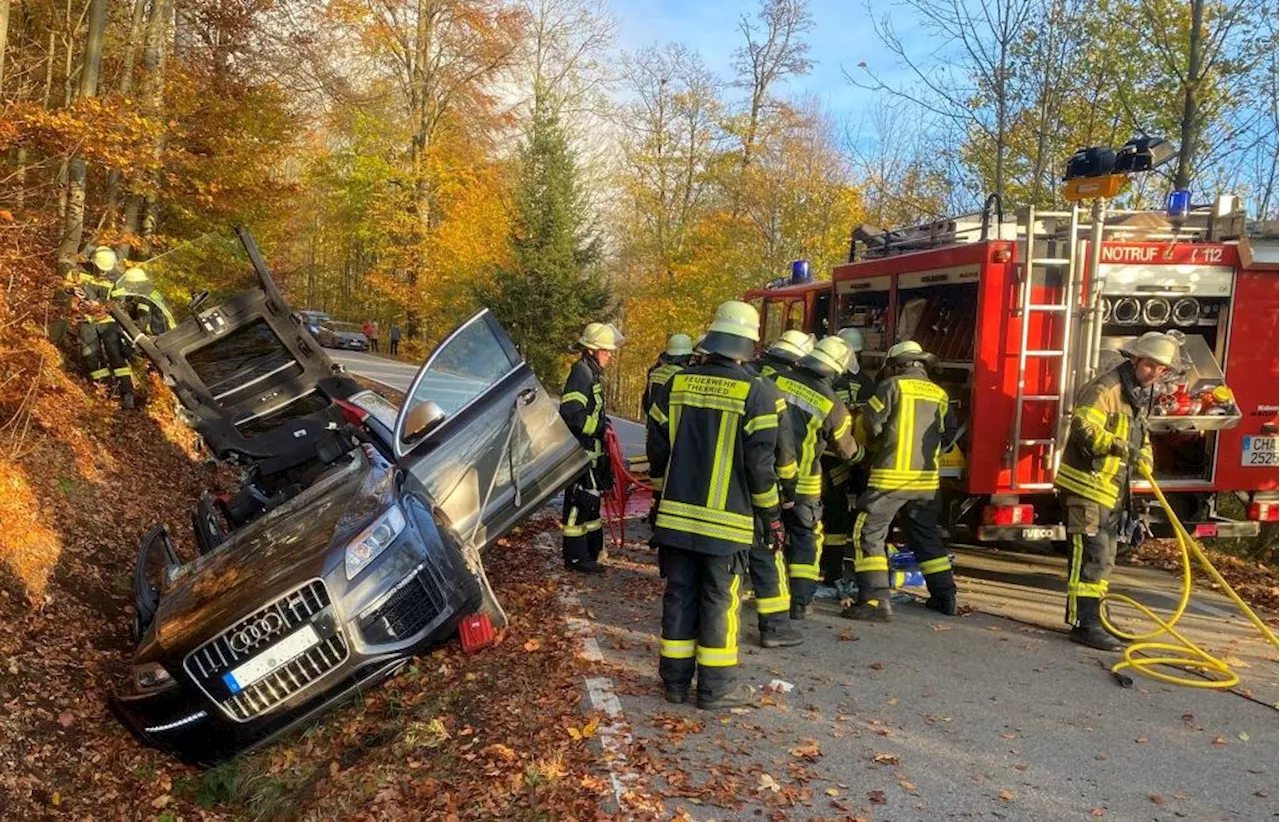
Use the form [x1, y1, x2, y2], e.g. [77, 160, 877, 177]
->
[607, 0, 912, 132]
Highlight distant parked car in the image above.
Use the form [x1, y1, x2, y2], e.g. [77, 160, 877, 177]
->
[293, 310, 331, 339]
[317, 320, 370, 351]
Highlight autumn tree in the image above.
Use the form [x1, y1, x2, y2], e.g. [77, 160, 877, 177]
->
[479, 99, 610, 385]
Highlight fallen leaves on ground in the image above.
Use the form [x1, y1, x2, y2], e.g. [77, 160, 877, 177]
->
[1130, 538, 1278, 613]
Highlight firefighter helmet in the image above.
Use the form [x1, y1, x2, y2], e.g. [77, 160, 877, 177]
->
[92, 246, 118, 274]
[693, 334, 708, 354]
[769, 329, 816, 362]
[579, 322, 625, 351]
[120, 267, 150, 284]
[886, 339, 930, 364]
[1123, 331, 1180, 367]
[836, 327, 865, 353]
[702, 300, 760, 361]
[800, 335, 852, 377]
[665, 333, 694, 357]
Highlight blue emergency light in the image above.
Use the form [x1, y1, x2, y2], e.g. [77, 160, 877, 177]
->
[790, 259, 812, 284]
[1167, 189, 1191, 219]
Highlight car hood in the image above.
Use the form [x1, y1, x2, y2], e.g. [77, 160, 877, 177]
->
[150, 451, 390, 656]
[335, 331, 367, 341]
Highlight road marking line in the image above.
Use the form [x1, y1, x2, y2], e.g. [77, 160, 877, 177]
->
[535, 531, 640, 811]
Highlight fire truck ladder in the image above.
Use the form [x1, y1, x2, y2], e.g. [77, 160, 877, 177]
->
[1010, 204, 1082, 491]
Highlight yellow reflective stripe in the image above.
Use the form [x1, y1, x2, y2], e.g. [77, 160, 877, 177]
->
[755, 594, 789, 614]
[649, 404, 668, 425]
[659, 500, 754, 530]
[744, 414, 777, 434]
[583, 412, 600, 436]
[581, 519, 603, 532]
[1072, 581, 1106, 598]
[775, 551, 790, 597]
[94, 316, 117, 325]
[776, 461, 798, 479]
[774, 397, 787, 414]
[855, 556, 889, 572]
[661, 638, 696, 659]
[796, 475, 822, 495]
[1067, 535, 1083, 624]
[918, 557, 952, 575]
[650, 476, 664, 491]
[824, 533, 850, 546]
[707, 414, 738, 510]
[696, 647, 738, 666]
[672, 372, 751, 400]
[776, 377, 834, 416]
[89, 368, 111, 380]
[789, 564, 821, 581]
[1056, 464, 1120, 508]
[671, 393, 746, 415]
[562, 391, 588, 406]
[751, 486, 779, 509]
[654, 514, 754, 545]
[1077, 405, 1108, 427]
[728, 572, 740, 653]
[867, 394, 884, 412]
[832, 414, 851, 441]
[852, 511, 866, 562]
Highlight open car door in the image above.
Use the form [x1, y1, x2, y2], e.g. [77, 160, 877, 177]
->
[393, 310, 588, 624]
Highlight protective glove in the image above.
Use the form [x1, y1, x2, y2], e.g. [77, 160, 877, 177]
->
[769, 519, 787, 553]
[1109, 438, 1131, 459]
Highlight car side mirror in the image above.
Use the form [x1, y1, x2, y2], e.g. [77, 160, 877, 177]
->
[403, 401, 446, 444]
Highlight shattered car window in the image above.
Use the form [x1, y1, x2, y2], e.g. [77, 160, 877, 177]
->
[405, 318, 517, 421]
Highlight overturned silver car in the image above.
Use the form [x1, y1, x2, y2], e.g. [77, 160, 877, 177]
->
[110, 230, 585, 764]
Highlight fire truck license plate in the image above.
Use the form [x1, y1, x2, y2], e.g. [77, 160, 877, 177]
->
[1241, 436, 1278, 467]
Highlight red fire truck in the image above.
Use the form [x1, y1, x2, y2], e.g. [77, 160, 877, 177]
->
[745, 200, 1279, 542]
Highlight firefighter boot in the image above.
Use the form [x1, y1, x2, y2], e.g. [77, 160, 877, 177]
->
[663, 685, 689, 704]
[760, 623, 804, 648]
[697, 683, 755, 711]
[842, 597, 892, 621]
[925, 593, 958, 616]
[922, 568, 958, 616]
[1069, 599, 1124, 652]
[789, 602, 812, 621]
[567, 558, 604, 574]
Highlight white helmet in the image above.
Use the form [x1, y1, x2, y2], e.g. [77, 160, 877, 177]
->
[1122, 331, 1180, 367]
[836, 327, 865, 353]
[579, 322, 625, 351]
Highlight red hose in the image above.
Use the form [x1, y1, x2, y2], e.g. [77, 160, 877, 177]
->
[602, 425, 652, 548]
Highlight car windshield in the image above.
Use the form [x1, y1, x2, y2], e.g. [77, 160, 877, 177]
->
[330, 321, 364, 334]
[301, 312, 330, 325]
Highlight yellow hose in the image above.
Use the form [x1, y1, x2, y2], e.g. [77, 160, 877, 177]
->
[1100, 463, 1279, 690]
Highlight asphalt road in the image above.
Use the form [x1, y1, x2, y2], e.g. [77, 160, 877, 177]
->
[331, 349, 646, 456]
[567, 524, 1280, 821]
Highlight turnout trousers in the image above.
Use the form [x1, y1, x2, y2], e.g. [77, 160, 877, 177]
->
[1063, 494, 1120, 627]
[748, 516, 791, 633]
[820, 478, 857, 584]
[658, 546, 747, 700]
[562, 460, 608, 565]
[78, 320, 133, 397]
[784, 499, 824, 608]
[851, 488, 955, 602]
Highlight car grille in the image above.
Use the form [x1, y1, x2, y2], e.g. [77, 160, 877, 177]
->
[183, 579, 349, 723]
[360, 561, 450, 644]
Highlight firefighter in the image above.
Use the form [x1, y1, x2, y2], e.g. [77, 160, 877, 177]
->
[771, 336, 862, 619]
[648, 300, 783, 709]
[65, 246, 136, 409]
[757, 329, 815, 378]
[821, 327, 877, 584]
[641, 333, 694, 418]
[845, 340, 957, 621]
[1054, 332, 1170, 651]
[113, 267, 176, 337]
[560, 322, 625, 574]
[747, 349, 802, 648]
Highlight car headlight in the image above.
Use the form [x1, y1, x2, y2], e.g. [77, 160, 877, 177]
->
[132, 661, 174, 693]
[345, 505, 407, 580]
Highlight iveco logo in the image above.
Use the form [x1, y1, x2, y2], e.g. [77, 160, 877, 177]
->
[229, 612, 286, 653]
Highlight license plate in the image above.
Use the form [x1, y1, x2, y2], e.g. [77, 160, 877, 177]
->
[1241, 435, 1279, 467]
[1022, 527, 1057, 541]
[222, 625, 319, 694]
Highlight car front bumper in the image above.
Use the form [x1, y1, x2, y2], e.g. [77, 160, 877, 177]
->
[113, 524, 481, 764]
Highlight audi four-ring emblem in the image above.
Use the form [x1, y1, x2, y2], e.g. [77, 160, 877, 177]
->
[229, 612, 286, 653]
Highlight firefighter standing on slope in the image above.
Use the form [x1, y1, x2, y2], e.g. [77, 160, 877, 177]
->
[560, 322, 624, 574]
[845, 340, 958, 621]
[821, 327, 877, 585]
[647, 300, 783, 709]
[771, 335, 862, 620]
[64, 246, 137, 409]
[641, 333, 694, 417]
[1054, 332, 1170, 651]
